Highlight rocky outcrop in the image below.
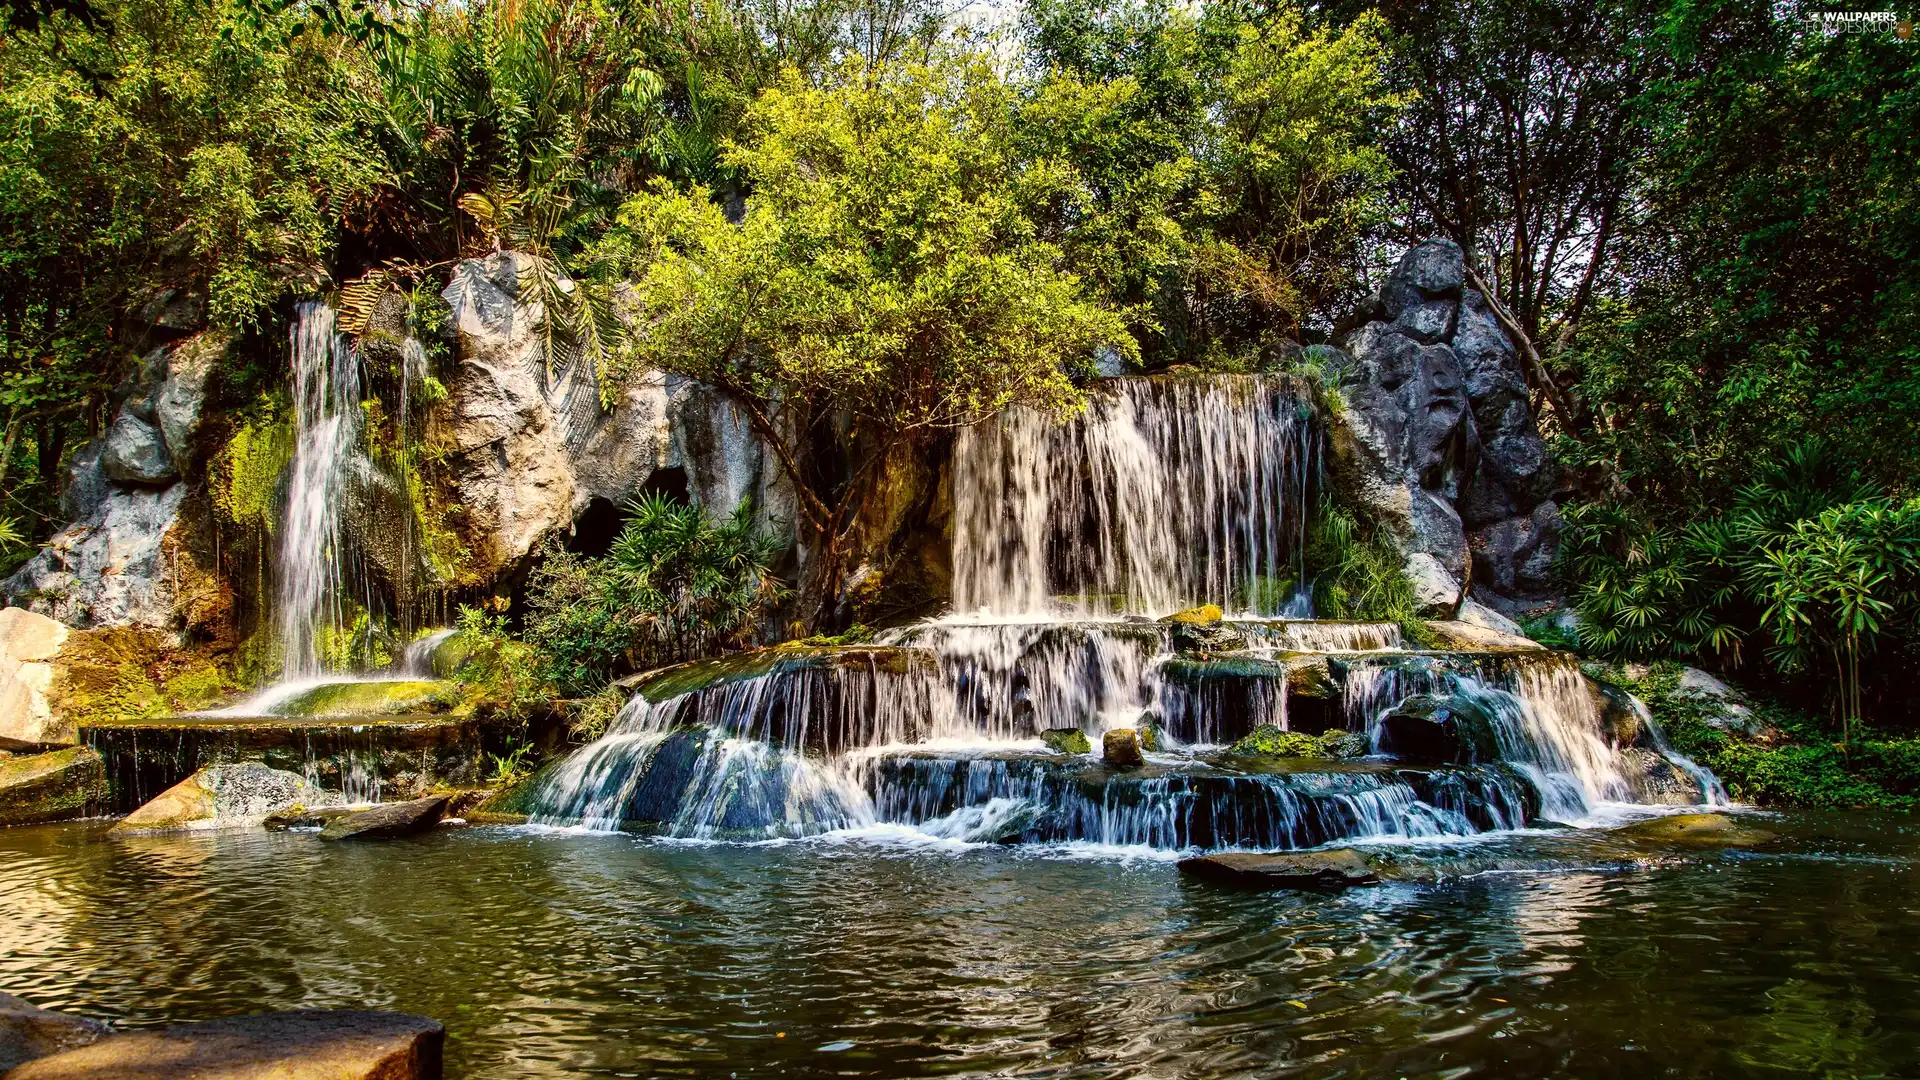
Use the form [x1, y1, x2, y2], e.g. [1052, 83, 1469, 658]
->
[1332, 239, 1561, 618]
[0, 608, 72, 749]
[318, 794, 450, 840]
[0, 993, 109, 1072]
[0, 746, 106, 826]
[438, 254, 797, 582]
[6, 1009, 444, 1080]
[4, 334, 226, 633]
[111, 763, 320, 834]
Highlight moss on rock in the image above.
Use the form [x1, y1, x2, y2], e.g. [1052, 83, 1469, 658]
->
[0, 746, 106, 826]
[272, 680, 453, 718]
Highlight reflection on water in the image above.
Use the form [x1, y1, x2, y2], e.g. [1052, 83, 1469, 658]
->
[0, 813, 1916, 1079]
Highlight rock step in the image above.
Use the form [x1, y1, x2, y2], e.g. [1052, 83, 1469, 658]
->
[319, 795, 451, 841]
[0, 747, 105, 827]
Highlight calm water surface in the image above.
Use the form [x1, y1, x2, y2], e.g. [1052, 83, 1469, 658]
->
[2, 813, 1916, 1079]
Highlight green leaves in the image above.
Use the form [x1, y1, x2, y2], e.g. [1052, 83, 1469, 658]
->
[525, 494, 788, 695]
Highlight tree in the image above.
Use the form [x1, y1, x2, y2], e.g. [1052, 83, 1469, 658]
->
[595, 52, 1136, 626]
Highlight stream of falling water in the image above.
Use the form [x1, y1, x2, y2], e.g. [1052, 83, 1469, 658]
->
[276, 303, 363, 681]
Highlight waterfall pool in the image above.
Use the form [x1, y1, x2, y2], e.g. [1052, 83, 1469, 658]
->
[3, 812, 1915, 1078]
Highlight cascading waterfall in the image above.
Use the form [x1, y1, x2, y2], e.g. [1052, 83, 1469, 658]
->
[952, 375, 1320, 617]
[277, 303, 364, 681]
[531, 373, 1723, 849]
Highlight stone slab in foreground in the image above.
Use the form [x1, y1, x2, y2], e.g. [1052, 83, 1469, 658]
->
[6, 1009, 443, 1080]
[1178, 849, 1381, 890]
[0, 993, 109, 1072]
[319, 795, 449, 841]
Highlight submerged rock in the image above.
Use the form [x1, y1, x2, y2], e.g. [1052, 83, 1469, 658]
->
[0, 608, 73, 750]
[6, 1010, 444, 1080]
[1614, 812, 1775, 848]
[0, 993, 109, 1072]
[319, 795, 450, 840]
[0, 746, 105, 827]
[1040, 728, 1091, 755]
[112, 763, 317, 834]
[1178, 849, 1380, 890]
[1102, 728, 1145, 769]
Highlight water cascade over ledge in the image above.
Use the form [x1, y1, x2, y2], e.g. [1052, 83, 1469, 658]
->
[530, 374, 1722, 850]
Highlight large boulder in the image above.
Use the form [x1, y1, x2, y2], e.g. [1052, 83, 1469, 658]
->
[4, 333, 225, 633]
[1102, 728, 1145, 769]
[0, 746, 106, 827]
[6, 1010, 444, 1080]
[111, 763, 320, 834]
[439, 255, 797, 582]
[0, 608, 72, 749]
[0, 993, 109, 1072]
[440, 253, 584, 579]
[1332, 239, 1561, 617]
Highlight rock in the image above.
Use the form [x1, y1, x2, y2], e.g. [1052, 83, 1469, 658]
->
[0, 746, 105, 827]
[666, 377, 797, 537]
[1456, 599, 1526, 638]
[6, 1009, 444, 1080]
[1178, 848, 1380, 890]
[263, 804, 358, 831]
[267, 680, 450, 718]
[1377, 693, 1498, 763]
[1102, 728, 1145, 769]
[1168, 620, 1248, 656]
[112, 763, 318, 834]
[573, 370, 672, 509]
[1614, 812, 1774, 847]
[60, 442, 109, 523]
[3, 485, 190, 630]
[1040, 727, 1091, 755]
[1161, 604, 1224, 626]
[151, 333, 222, 470]
[99, 415, 174, 485]
[1672, 667, 1774, 738]
[1424, 618, 1541, 652]
[1404, 553, 1461, 617]
[1333, 240, 1562, 613]
[0, 993, 109, 1072]
[319, 795, 450, 840]
[1137, 717, 1164, 752]
[133, 286, 206, 336]
[1618, 748, 1712, 806]
[441, 253, 583, 579]
[1225, 724, 1320, 758]
[0, 608, 73, 749]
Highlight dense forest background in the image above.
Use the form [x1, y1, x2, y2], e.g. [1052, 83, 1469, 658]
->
[1, 0, 1917, 750]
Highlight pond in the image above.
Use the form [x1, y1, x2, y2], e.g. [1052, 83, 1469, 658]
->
[2, 813, 1915, 1078]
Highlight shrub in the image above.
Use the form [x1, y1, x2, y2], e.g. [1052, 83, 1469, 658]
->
[525, 494, 788, 696]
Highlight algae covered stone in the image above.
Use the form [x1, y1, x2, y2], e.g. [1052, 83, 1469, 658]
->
[1103, 728, 1145, 769]
[1614, 812, 1774, 848]
[270, 680, 451, 718]
[0, 746, 106, 827]
[1040, 728, 1091, 755]
[1161, 605, 1224, 626]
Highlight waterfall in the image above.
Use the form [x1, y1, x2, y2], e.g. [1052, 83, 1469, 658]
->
[277, 303, 363, 681]
[529, 371, 1722, 849]
[952, 376, 1319, 617]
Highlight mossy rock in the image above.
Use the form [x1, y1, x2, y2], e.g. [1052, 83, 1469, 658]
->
[476, 759, 564, 815]
[1226, 724, 1323, 758]
[1040, 728, 1091, 755]
[0, 746, 106, 826]
[270, 680, 452, 718]
[1614, 812, 1775, 848]
[630, 646, 935, 703]
[1161, 605, 1224, 626]
[49, 628, 171, 725]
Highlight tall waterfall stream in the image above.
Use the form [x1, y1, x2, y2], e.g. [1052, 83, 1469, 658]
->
[530, 374, 1722, 850]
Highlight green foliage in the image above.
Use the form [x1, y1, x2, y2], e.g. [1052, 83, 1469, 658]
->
[565, 684, 627, 743]
[1563, 444, 1920, 733]
[1610, 662, 1920, 812]
[1302, 498, 1419, 624]
[453, 605, 546, 721]
[525, 494, 787, 695]
[1021, 0, 1402, 365]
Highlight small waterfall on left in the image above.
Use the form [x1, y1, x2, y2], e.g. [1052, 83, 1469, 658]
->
[277, 302, 363, 682]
